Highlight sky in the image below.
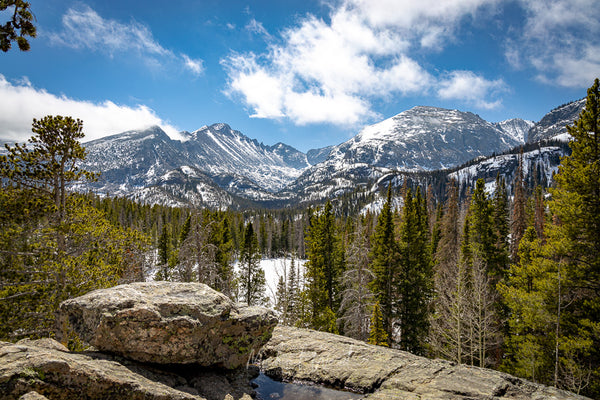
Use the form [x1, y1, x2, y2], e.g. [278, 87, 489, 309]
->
[0, 0, 598, 152]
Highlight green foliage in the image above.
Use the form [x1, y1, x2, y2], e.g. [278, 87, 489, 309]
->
[0, 116, 149, 340]
[304, 200, 343, 331]
[396, 187, 433, 354]
[0, 0, 36, 52]
[543, 78, 600, 396]
[369, 186, 398, 341]
[368, 302, 388, 347]
[239, 222, 266, 306]
[498, 227, 556, 383]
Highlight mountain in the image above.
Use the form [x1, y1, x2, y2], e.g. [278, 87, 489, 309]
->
[324, 106, 521, 171]
[286, 106, 523, 202]
[493, 118, 534, 143]
[76, 124, 307, 208]
[60, 100, 583, 209]
[307, 145, 335, 165]
[181, 123, 309, 192]
[527, 99, 585, 143]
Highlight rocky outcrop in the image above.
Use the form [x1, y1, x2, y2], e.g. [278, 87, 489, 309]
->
[0, 339, 201, 400]
[259, 326, 591, 400]
[56, 282, 277, 368]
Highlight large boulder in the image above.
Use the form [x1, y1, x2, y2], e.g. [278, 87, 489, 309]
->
[56, 282, 277, 368]
[259, 325, 591, 400]
[0, 339, 202, 400]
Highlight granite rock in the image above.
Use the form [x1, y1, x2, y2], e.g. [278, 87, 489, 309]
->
[56, 282, 277, 368]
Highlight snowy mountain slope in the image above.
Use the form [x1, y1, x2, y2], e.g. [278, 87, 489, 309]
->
[527, 99, 585, 143]
[60, 99, 583, 209]
[307, 145, 335, 165]
[493, 118, 534, 143]
[76, 124, 307, 206]
[79, 126, 189, 196]
[449, 144, 567, 192]
[324, 106, 521, 172]
[183, 123, 309, 192]
[287, 106, 523, 202]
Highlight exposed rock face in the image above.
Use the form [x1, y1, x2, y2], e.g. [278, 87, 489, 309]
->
[0, 339, 201, 400]
[527, 98, 585, 143]
[259, 326, 591, 400]
[56, 282, 277, 368]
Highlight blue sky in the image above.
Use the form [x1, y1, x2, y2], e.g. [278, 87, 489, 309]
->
[0, 0, 598, 152]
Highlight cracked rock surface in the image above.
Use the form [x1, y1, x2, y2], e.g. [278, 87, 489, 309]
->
[258, 325, 591, 400]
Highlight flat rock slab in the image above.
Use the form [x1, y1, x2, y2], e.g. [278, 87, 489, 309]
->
[259, 326, 591, 400]
[0, 339, 202, 400]
[56, 282, 277, 368]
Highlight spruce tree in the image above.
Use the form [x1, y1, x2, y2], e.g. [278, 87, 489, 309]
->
[369, 186, 399, 342]
[239, 222, 266, 306]
[368, 302, 389, 347]
[543, 78, 600, 396]
[304, 201, 342, 332]
[511, 150, 528, 262]
[498, 227, 556, 384]
[396, 187, 432, 354]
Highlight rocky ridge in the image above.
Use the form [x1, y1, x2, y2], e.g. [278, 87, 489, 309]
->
[259, 325, 591, 400]
[527, 99, 585, 143]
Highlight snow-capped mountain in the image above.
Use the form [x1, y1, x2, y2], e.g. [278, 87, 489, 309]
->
[527, 99, 585, 143]
[286, 106, 524, 202]
[77, 124, 307, 208]
[493, 118, 534, 143]
[181, 123, 309, 192]
[306, 145, 335, 165]
[60, 100, 583, 209]
[325, 106, 521, 172]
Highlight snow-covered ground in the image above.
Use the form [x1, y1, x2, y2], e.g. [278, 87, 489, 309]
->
[234, 257, 307, 307]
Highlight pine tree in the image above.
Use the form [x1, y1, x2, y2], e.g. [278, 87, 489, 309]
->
[239, 222, 266, 306]
[492, 173, 510, 276]
[396, 187, 432, 354]
[460, 179, 503, 367]
[543, 78, 600, 396]
[498, 227, 556, 384]
[511, 150, 528, 262]
[285, 256, 300, 326]
[0, 116, 148, 340]
[368, 302, 389, 347]
[369, 186, 399, 342]
[304, 201, 342, 331]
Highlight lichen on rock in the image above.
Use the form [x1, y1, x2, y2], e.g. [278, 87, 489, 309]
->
[55, 282, 277, 368]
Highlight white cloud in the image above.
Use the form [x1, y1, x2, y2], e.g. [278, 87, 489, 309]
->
[438, 71, 507, 109]
[50, 5, 203, 77]
[50, 6, 170, 57]
[0, 75, 181, 143]
[222, 0, 501, 126]
[182, 55, 205, 76]
[509, 0, 600, 88]
[245, 18, 271, 39]
[343, 0, 497, 48]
